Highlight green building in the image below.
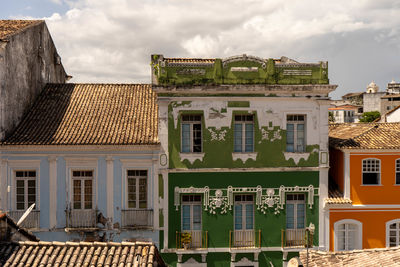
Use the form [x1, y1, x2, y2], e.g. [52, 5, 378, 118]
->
[153, 54, 336, 267]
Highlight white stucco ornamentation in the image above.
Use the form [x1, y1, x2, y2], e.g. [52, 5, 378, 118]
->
[209, 128, 227, 141]
[174, 185, 318, 215]
[283, 148, 318, 165]
[232, 152, 258, 162]
[179, 153, 205, 164]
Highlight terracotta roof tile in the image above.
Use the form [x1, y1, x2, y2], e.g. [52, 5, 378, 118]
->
[0, 20, 43, 40]
[326, 180, 352, 205]
[0, 241, 166, 267]
[299, 246, 400, 267]
[329, 123, 400, 149]
[1, 84, 159, 146]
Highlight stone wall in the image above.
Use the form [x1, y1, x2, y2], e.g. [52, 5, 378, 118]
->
[0, 21, 67, 140]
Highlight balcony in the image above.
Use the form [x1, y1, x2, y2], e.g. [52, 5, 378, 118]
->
[8, 210, 40, 229]
[176, 230, 208, 249]
[66, 209, 97, 229]
[121, 209, 153, 228]
[229, 230, 261, 248]
[281, 229, 313, 248]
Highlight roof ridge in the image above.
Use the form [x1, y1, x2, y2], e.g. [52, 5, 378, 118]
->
[0, 20, 44, 40]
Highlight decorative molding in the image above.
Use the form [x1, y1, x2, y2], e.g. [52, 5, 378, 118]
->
[230, 67, 258, 72]
[283, 148, 318, 165]
[175, 185, 318, 214]
[179, 153, 205, 164]
[222, 54, 267, 68]
[160, 154, 168, 166]
[232, 152, 258, 162]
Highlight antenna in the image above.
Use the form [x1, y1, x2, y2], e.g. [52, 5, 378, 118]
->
[17, 203, 35, 226]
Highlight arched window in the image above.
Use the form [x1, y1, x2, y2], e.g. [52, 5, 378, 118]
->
[362, 159, 381, 185]
[334, 219, 362, 251]
[386, 219, 400, 247]
[395, 159, 400, 185]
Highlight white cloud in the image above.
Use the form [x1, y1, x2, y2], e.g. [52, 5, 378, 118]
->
[30, 0, 400, 98]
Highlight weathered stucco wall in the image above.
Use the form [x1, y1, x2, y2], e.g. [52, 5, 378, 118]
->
[163, 97, 330, 169]
[0, 21, 67, 140]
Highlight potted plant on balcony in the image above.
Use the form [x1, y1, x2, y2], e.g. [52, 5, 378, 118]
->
[181, 232, 192, 249]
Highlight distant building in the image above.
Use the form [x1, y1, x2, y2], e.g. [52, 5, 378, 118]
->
[329, 104, 361, 123]
[0, 20, 68, 141]
[363, 81, 385, 113]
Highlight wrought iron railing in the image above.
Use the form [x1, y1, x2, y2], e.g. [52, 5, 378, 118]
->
[66, 209, 97, 228]
[176, 230, 208, 249]
[229, 229, 261, 248]
[121, 209, 153, 228]
[281, 228, 313, 247]
[8, 210, 40, 229]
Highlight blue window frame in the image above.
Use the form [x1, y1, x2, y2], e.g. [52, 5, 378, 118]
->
[234, 195, 254, 230]
[234, 115, 254, 152]
[181, 195, 202, 231]
[286, 194, 305, 229]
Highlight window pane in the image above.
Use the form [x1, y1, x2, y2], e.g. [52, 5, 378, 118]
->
[181, 124, 191, 152]
[73, 180, 81, 209]
[182, 205, 191, 230]
[297, 204, 305, 229]
[245, 123, 254, 152]
[193, 205, 201, 230]
[286, 204, 294, 229]
[245, 204, 253, 230]
[396, 173, 400, 185]
[234, 204, 242, 230]
[193, 123, 202, 152]
[363, 173, 379, 184]
[286, 124, 294, 152]
[234, 123, 243, 152]
[84, 180, 92, 209]
[297, 124, 305, 152]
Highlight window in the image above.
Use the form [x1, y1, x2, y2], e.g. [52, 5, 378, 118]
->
[334, 219, 362, 251]
[286, 115, 306, 152]
[286, 194, 305, 230]
[181, 195, 202, 231]
[362, 159, 380, 185]
[72, 170, 93, 209]
[15, 171, 36, 210]
[234, 195, 254, 231]
[127, 170, 147, 209]
[396, 159, 400, 185]
[181, 115, 202, 153]
[234, 115, 254, 152]
[386, 219, 400, 247]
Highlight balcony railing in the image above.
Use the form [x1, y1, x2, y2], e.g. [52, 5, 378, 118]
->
[66, 209, 97, 228]
[176, 230, 208, 249]
[229, 230, 261, 248]
[8, 210, 40, 229]
[121, 209, 153, 228]
[281, 229, 313, 247]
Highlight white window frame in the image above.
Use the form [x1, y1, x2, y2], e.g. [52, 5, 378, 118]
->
[286, 193, 306, 230]
[14, 170, 37, 211]
[181, 114, 202, 153]
[71, 170, 94, 210]
[66, 158, 98, 210]
[334, 219, 362, 251]
[234, 195, 254, 231]
[231, 257, 259, 267]
[126, 169, 148, 209]
[386, 219, 400, 247]
[233, 114, 254, 153]
[8, 160, 41, 211]
[362, 158, 381, 185]
[286, 114, 306, 153]
[395, 159, 400, 185]
[181, 195, 202, 231]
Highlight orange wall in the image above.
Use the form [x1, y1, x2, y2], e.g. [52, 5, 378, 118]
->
[350, 153, 400, 204]
[330, 209, 400, 251]
[329, 148, 344, 192]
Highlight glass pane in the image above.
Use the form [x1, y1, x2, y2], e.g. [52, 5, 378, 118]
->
[16, 202, 25, 210]
[182, 205, 191, 230]
[245, 123, 254, 152]
[234, 124, 243, 152]
[193, 123, 202, 152]
[181, 124, 191, 152]
[286, 204, 294, 229]
[286, 124, 294, 152]
[193, 205, 201, 230]
[245, 204, 253, 230]
[363, 173, 379, 184]
[297, 204, 305, 229]
[84, 180, 92, 209]
[234, 204, 242, 230]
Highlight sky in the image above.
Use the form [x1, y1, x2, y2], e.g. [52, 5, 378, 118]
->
[1, 0, 400, 99]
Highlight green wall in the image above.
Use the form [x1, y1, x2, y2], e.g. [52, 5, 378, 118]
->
[168, 104, 319, 169]
[168, 171, 319, 249]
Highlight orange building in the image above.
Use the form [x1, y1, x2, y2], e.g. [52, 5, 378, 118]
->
[327, 123, 400, 251]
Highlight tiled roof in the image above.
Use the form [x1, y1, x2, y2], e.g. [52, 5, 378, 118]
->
[164, 57, 215, 64]
[326, 181, 352, 205]
[342, 92, 363, 98]
[0, 212, 39, 241]
[0, 20, 43, 40]
[329, 123, 400, 149]
[299, 246, 400, 267]
[328, 105, 359, 111]
[0, 241, 166, 267]
[1, 84, 159, 146]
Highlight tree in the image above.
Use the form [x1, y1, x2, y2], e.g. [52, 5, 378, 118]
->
[359, 111, 380, 122]
[329, 112, 335, 122]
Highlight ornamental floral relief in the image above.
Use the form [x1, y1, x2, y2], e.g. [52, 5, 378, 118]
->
[174, 185, 318, 215]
